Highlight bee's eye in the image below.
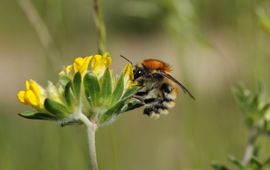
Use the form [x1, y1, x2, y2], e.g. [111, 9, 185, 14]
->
[134, 67, 144, 79]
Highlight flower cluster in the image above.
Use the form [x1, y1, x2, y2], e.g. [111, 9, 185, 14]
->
[17, 53, 142, 127]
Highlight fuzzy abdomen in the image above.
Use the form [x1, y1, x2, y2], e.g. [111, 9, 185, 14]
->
[137, 82, 178, 118]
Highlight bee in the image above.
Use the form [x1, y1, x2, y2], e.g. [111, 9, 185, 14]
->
[121, 55, 195, 118]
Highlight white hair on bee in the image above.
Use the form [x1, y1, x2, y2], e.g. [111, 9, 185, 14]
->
[159, 109, 169, 115]
[163, 101, 176, 108]
[150, 113, 160, 119]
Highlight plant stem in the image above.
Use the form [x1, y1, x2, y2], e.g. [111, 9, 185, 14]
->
[17, 0, 61, 70]
[242, 128, 258, 164]
[78, 113, 99, 170]
[93, 0, 107, 54]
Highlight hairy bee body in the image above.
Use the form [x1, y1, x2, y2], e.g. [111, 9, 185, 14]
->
[133, 60, 181, 118]
[136, 77, 178, 118]
[120, 56, 194, 118]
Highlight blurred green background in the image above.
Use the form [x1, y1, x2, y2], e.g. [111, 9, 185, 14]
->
[1, 0, 270, 169]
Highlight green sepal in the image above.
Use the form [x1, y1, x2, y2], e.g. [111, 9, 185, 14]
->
[73, 72, 81, 99]
[44, 98, 70, 118]
[84, 73, 100, 106]
[100, 69, 112, 100]
[58, 74, 70, 87]
[64, 81, 75, 106]
[18, 110, 57, 121]
[121, 86, 141, 100]
[111, 74, 124, 103]
[99, 100, 126, 124]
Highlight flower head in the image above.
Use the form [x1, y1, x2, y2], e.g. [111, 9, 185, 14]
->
[91, 53, 112, 78]
[17, 80, 46, 109]
[18, 52, 141, 127]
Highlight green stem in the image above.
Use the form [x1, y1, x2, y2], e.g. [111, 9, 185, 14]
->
[79, 113, 99, 170]
[242, 128, 259, 164]
[93, 0, 107, 54]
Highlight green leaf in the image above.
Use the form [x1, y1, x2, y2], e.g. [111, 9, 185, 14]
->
[84, 73, 100, 106]
[18, 110, 57, 121]
[64, 81, 75, 106]
[73, 72, 81, 99]
[250, 95, 259, 112]
[101, 69, 112, 100]
[260, 103, 270, 115]
[250, 157, 263, 169]
[263, 156, 270, 166]
[228, 155, 243, 169]
[211, 162, 230, 170]
[111, 74, 124, 103]
[121, 86, 140, 100]
[44, 98, 70, 118]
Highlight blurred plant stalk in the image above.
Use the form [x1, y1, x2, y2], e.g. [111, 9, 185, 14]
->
[242, 128, 258, 164]
[93, 0, 107, 54]
[17, 0, 61, 70]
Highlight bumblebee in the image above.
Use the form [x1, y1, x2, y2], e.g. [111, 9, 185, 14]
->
[121, 56, 195, 118]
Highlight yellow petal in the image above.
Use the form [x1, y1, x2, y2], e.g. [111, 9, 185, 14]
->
[73, 57, 83, 73]
[82, 56, 92, 72]
[91, 53, 112, 78]
[24, 90, 39, 107]
[73, 56, 92, 74]
[17, 91, 26, 103]
[25, 80, 30, 90]
[123, 64, 134, 80]
[65, 65, 73, 75]
[18, 80, 45, 109]
[123, 64, 135, 89]
[103, 53, 112, 67]
[29, 80, 41, 98]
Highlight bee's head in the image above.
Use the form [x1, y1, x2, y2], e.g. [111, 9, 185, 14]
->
[133, 65, 147, 80]
[119, 55, 148, 80]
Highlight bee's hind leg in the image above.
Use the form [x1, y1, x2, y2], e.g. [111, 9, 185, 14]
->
[132, 95, 146, 104]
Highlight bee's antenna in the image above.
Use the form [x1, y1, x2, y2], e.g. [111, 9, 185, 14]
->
[120, 55, 133, 65]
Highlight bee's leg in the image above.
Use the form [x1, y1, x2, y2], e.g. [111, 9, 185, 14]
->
[135, 91, 148, 96]
[131, 95, 145, 104]
[132, 95, 160, 104]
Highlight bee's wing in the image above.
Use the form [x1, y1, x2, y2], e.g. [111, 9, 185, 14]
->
[160, 71, 195, 100]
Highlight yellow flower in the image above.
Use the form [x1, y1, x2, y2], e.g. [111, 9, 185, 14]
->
[17, 80, 45, 109]
[123, 63, 135, 89]
[73, 56, 92, 74]
[59, 56, 92, 78]
[91, 53, 112, 78]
